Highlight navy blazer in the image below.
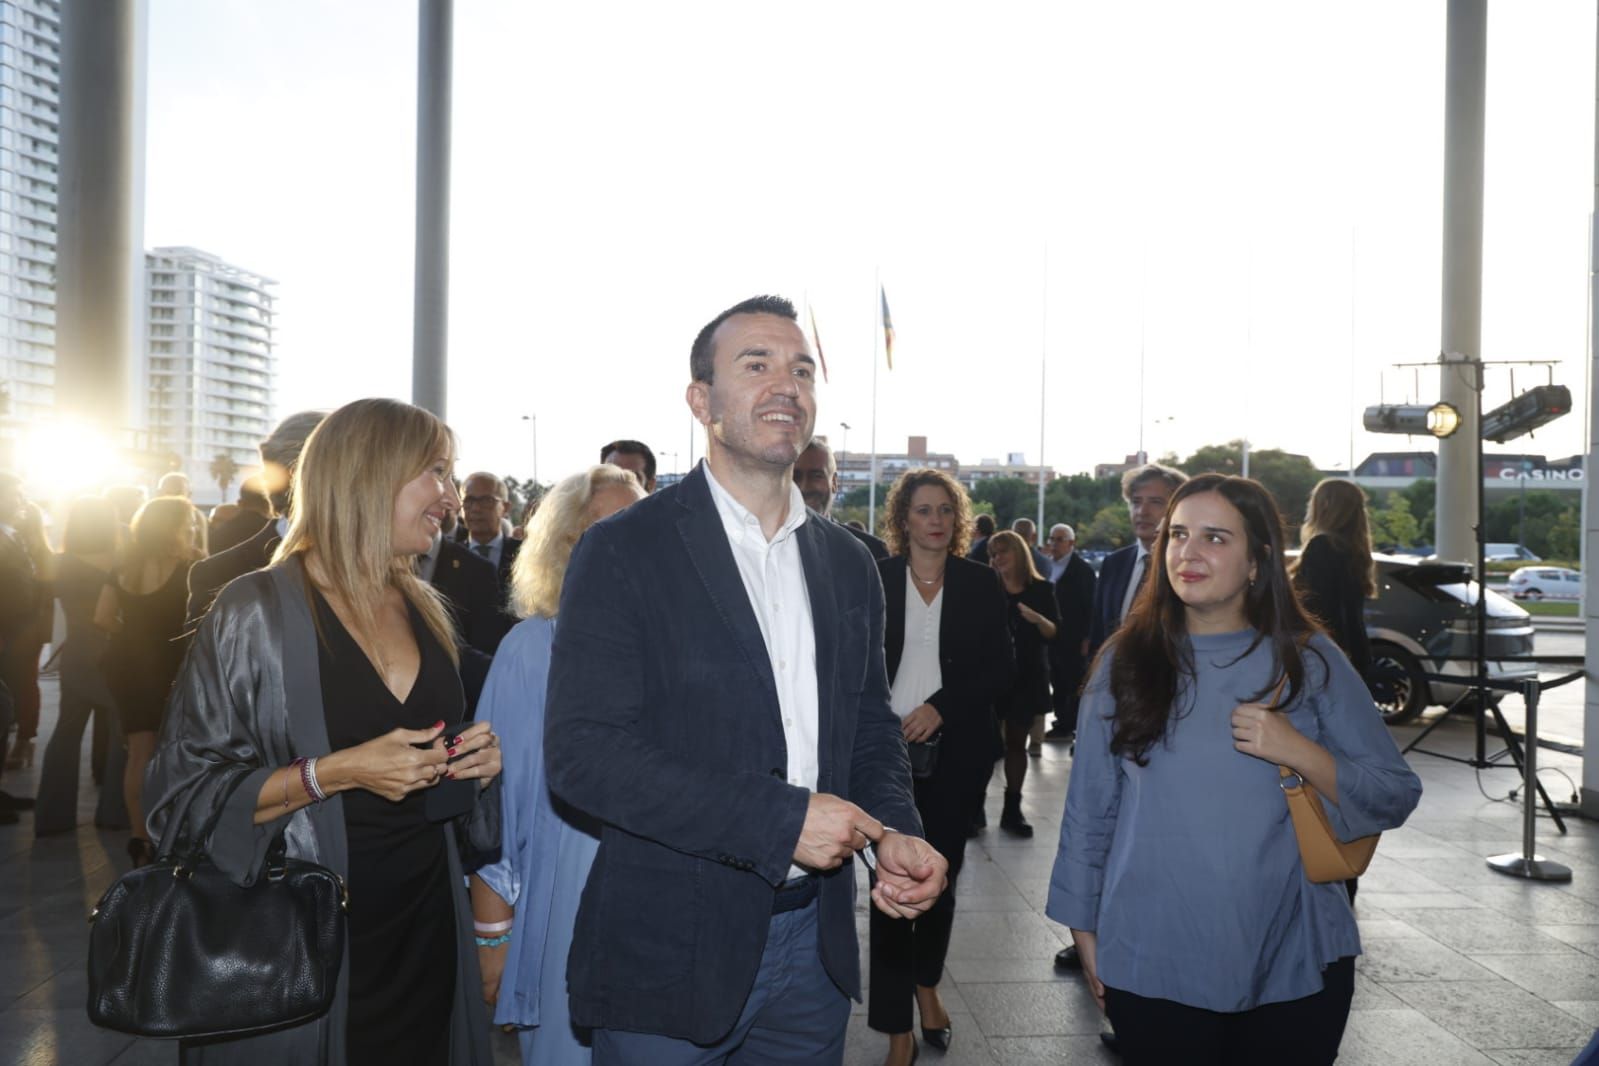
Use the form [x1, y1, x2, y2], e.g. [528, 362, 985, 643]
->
[1088, 543, 1144, 655]
[544, 464, 922, 1044]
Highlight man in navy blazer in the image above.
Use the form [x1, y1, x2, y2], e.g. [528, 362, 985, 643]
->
[792, 438, 889, 560]
[546, 295, 945, 1063]
[1085, 462, 1188, 656]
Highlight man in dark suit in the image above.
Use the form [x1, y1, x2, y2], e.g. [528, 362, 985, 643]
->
[1011, 517, 1053, 578]
[187, 410, 326, 628]
[458, 471, 521, 642]
[1060, 461, 1185, 981]
[546, 294, 946, 1063]
[793, 438, 889, 560]
[1043, 522, 1096, 741]
[966, 513, 996, 564]
[601, 438, 658, 493]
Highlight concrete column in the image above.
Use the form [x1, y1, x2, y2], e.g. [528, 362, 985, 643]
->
[1582, 7, 1599, 819]
[412, 0, 452, 419]
[1436, 0, 1488, 568]
[55, 2, 141, 430]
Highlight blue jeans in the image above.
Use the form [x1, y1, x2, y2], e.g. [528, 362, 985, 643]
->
[592, 900, 849, 1065]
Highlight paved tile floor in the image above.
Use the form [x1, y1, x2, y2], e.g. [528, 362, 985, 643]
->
[2, 670, 1597, 1065]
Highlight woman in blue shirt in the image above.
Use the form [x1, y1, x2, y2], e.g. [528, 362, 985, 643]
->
[1047, 474, 1421, 1065]
[467, 464, 645, 1065]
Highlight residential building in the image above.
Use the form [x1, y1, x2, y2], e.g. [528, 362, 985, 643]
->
[0, 0, 62, 427]
[144, 247, 275, 501]
[834, 435, 959, 490]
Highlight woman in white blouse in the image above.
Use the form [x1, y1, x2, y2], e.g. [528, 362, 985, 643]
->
[868, 469, 1016, 1066]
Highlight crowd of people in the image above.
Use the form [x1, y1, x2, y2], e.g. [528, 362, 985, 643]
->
[0, 293, 1427, 1065]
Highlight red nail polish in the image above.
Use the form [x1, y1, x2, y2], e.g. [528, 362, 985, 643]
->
[451, 736, 463, 747]
[444, 769, 454, 778]
[447, 747, 458, 758]
[433, 720, 445, 729]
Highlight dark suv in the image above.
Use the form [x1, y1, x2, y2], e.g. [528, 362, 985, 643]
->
[1364, 554, 1535, 724]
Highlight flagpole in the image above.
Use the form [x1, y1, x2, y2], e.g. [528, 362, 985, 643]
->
[869, 268, 880, 534]
[1036, 243, 1048, 530]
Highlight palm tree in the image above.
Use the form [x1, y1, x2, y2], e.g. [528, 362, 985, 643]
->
[210, 453, 240, 499]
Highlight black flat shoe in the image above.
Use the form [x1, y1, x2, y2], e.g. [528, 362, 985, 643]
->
[1054, 945, 1082, 971]
[921, 1022, 952, 1051]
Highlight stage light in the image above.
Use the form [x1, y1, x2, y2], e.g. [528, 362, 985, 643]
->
[1362, 401, 1462, 439]
[1480, 385, 1570, 443]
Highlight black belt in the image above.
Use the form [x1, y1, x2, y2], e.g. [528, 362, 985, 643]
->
[772, 875, 819, 914]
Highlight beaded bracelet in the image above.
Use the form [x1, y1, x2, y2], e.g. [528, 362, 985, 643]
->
[299, 756, 328, 803]
[475, 933, 512, 949]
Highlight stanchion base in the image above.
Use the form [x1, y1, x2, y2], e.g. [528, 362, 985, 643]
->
[1486, 854, 1573, 883]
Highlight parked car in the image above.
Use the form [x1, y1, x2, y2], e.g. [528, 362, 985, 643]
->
[1363, 554, 1535, 725]
[1506, 566, 1581, 602]
[1485, 543, 1541, 562]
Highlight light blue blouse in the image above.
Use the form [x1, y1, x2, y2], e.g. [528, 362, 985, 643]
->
[476, 616, 599, 1064]
[1046, 629, 1422, 1011]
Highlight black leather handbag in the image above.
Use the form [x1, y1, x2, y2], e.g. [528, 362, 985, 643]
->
[86, 776, 348, 1039]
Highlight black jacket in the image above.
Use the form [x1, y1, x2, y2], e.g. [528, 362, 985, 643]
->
[880, 554, 1015, 779]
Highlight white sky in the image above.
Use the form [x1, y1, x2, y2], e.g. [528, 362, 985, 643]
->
[143, 1, 1598, 486]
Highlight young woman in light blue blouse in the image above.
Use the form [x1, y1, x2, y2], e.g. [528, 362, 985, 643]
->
[1047, 473, 1421, 1066]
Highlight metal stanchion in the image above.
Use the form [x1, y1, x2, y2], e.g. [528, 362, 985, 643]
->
[1487, 679, 1572, 882]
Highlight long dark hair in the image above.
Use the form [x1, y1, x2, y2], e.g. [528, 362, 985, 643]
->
[1105, 473, 1322, 765]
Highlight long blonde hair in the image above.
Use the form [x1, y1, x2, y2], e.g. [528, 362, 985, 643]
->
[512, 464, 642, 619]
[1296, 477, 1377, 599]
[273, 398, 459, 663]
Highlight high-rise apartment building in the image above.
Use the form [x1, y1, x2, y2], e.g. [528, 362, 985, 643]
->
[0, 0, 61, 425]
[144, 247, 275, 497]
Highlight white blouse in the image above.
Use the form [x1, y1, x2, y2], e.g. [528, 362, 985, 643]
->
[890, 572, 943, 720]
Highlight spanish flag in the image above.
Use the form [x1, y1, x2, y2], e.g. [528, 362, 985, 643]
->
[880, 285, 895, 370]
[807, 304, 830, 384]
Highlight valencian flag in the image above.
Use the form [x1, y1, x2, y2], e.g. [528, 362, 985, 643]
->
[880, 285, 895, 370]
[807, 304, 830, 383]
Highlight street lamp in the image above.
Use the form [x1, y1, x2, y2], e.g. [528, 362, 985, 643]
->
[521, 413, 538, 485]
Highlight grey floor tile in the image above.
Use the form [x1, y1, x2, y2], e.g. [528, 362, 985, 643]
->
[988, 1034, 1119, 1064]
[108, 1040, 179, 1064]
[1457, 884, 1599, 926]
[1351, 974, 1409, 1010]
[944, 911, 1067, 961]
[1485, 1050, 1592, 1065]
[1388, 978, 1594, 1050]
[0, 1008, 137, 1066]
[1537, 925, 1599, 956]
[1554, 1000, 1599, 1026]
[959, 982, 1101, 1038]
[1358, 890, 1482, 911]
[842, 1012, 993, 1065]
[1357, 937, 1504, 984]
[1337, 1007, 1500, 1065]
[1400, 907, 1581, 955]
[1357, 917, 1433, 940]
[944, 957, 1074, 984]
[1469, 953, 1599, 1003]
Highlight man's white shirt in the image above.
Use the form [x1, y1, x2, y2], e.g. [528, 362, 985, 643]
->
[704, 465, 819, 880]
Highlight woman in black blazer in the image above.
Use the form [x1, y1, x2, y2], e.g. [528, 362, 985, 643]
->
[870, 469, 1015, 1066]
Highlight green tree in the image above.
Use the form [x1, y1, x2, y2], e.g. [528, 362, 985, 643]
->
[972, 477, 1036, 528]
[210, 453, 239, 498]
[1400, 480, 1436, 545]
[1546, 509, 1580, 561]
[1368, 492, 1420, 550]
[1043, 473, 1124, 532]
[1082, 503, 1132, 549]
[1176, 441, 1323, 529]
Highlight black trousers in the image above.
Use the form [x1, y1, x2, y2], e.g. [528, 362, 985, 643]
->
[867, 763, 971, 1034]
[1103, 956, 1355, 1066]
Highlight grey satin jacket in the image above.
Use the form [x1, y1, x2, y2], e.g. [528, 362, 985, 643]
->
[145, 555, 498, 1066]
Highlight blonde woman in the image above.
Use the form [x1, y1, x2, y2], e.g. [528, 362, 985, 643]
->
[467, 464, 645, 1065]
[95, 494, 202, 866]
[145, 398, 503, 1066]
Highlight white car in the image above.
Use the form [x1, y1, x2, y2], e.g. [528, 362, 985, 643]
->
[1506, 566, 1581, 601]
[1486, 543, 1541, 562]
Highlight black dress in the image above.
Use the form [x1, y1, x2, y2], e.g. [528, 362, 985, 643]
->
[997, 578, 1059, 729]
[1295, 535, 1372, 677]
[314, 591, 459, 1066]
[103, 560, 193, 735]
